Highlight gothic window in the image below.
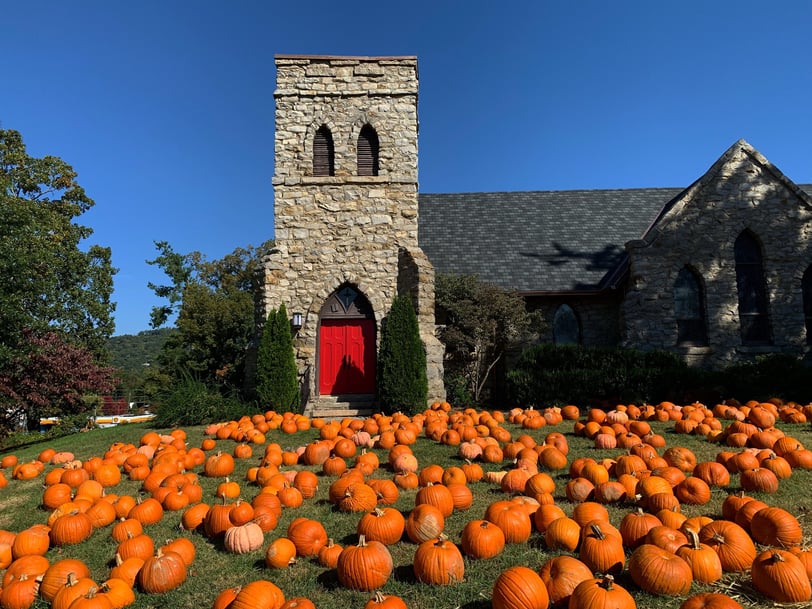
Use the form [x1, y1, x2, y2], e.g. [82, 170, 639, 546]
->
[674, 266, 707, 346]
[313, 126, 334, 176]
[735, 231, 771, 345]
[553, 304, 581, 344]
[803, 265, 812, 345]
[357, 124, 379, 176]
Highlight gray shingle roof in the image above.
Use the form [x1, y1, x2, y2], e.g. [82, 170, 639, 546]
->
[418, 188, 682, 293]
[418, 185, 812, 294]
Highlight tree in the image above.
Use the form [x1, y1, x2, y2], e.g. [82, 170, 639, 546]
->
[146, 240, 273, 391]
[255, 303, 300, 411]
[0, 129, 117, 430]
[435, 273, 542, 404]
[377, 295, 428, 415]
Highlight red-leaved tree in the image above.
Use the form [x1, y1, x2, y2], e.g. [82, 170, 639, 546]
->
[0, 329, 118, 432]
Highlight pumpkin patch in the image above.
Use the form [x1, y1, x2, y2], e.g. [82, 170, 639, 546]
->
[0, 399, 811, 608]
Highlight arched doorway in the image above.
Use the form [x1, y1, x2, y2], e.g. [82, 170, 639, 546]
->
[318, 285, 376, 395]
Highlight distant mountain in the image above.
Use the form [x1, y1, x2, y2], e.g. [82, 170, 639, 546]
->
[107, 328, 176, 374]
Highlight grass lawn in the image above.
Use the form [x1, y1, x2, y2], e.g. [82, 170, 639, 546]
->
[1, 406, 811, 609]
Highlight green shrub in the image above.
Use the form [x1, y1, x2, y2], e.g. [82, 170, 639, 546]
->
[153, 376, 250, 427]
[506, 344, 697, 407]
[378, 295, 428, 415]
[255, 303, 300, 412]
[713, 353, 812, 403]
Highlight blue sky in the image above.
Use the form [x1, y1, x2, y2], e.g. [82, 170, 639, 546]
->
[3, 1, 811, 336]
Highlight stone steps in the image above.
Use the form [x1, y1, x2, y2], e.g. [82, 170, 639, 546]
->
[306, 395, 376, 419]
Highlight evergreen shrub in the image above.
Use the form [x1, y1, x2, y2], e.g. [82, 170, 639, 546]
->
[378, 295, 428, 415]
[255, 303, 301, 413]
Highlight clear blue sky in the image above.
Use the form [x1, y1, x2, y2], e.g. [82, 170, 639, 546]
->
[3, 1, 811, 336]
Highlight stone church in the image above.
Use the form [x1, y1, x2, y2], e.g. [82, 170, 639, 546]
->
[256, 54, 812, 415]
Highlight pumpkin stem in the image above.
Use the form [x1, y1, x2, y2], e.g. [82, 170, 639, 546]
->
[357, 534, 367, 547]
[590, 523, 605, 540]
[600, 574, 615, 590]
[685, 528, 701, 550]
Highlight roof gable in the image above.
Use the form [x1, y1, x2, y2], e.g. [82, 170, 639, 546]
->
[637, 139, 812, 246]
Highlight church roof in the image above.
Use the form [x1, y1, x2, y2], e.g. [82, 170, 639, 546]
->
[418, 183, 812, 294]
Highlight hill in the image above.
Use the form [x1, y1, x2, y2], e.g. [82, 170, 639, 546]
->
[107, 328, 175, 374]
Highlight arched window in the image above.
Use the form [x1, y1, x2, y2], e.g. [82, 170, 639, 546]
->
[553, 304, 581, 345]
[674, 266, 707, 346]
[313, 125, 334, 176]
[803, 265, 812, 345]
[735, 231, 771, 345]
[357, 124, 379, 176]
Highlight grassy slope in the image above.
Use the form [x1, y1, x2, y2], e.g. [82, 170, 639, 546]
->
[1, 415, 811, 609]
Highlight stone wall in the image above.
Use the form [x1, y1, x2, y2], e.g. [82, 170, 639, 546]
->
[621, 141, 812, 367]
[256, 55, 444, 407]
[527, 295, 622, 348]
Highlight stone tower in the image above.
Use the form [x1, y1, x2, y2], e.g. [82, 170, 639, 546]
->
[256, 55, 445, 414]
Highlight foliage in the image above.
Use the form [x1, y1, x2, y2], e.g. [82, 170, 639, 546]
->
[506, 343, 694, 407]
[146, 240, 273, 392]
[152, 376, 252, 427]
[435, 273, 542, 403]
[107, 328, 176, 373]
[0, 330, 117, 432]
[712, 353, 812, 403]
[377, 296, 428, 415]
[255, 303, 300, 412]
[0, 128, 117, 431]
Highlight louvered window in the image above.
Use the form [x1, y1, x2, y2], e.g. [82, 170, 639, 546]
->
[803, 265, 812, 345]
[735, 231, 771, 345]
[313, 126, 334, 176]
[674, 267, 707, 346]
[357, 124, 379, 176]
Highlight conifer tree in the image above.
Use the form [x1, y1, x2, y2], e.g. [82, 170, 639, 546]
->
[378, 295, 427, 415]
[255, 303, 300, 412]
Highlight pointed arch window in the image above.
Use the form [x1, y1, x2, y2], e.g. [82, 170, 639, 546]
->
[357, 124, 379, 176]
[313, 125, 334, 176]
[735, 231, 771, 345]
[674, 266, 707, 346]
[553, 304, 581, 345]
[803, 265, 812, 345]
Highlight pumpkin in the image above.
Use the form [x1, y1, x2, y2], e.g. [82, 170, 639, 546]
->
[40, 558, 92, 602]
[628, 544, 692, 597]
[415, 482, 455, 517]
[1, 573, 43, 609]
[137, 549, 187, 593]
[460, 519, 505, 560]
[538, 555, 593, 608]
[750, 549, 812, 603]
[483, 500, 532, 544]
[579, 523, 625, 575]
[364, 591, 408, 609]
[224, 521, 265, 554]
[544, 516, 581, 552]
[287, 518, 328, 556]
[161, 538, 196, 567]
[412, 535, 465, 585]
[229, 580, 286, 609]
[98, 578, 135, 609]
[357, 507, 405, 546]
[697, 520, 756, 572]
[265, 537, 297, 568]
[405, 504, 445, 543]
[317, 538, 343, 568]
[204, 452, 235, 477]
[568, 575, 635, 609]
[749, 506, 802, 547]
[50, 510, 94, 546]
[677, 528, 723, 584]
[336, 535, 393, 591]
[679, 593, 743, 609]
[491, 565, 550, 609]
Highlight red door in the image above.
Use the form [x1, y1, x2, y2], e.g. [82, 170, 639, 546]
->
[319, 319, 376, 395]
